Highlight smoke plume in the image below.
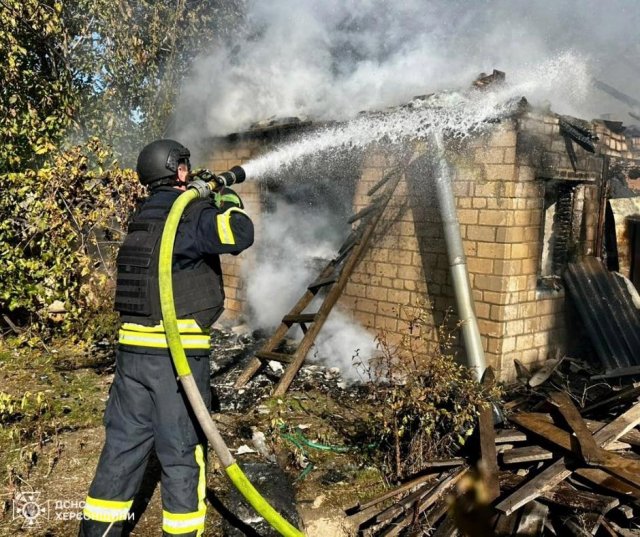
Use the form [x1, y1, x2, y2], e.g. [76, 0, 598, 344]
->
[176, 0, 640, 142]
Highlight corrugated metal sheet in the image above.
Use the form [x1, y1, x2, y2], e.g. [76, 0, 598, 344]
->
[564, 256, 640, 372]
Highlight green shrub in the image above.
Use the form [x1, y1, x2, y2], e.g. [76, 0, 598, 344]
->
[0, 139, 144, 345]
[356, 308, 501, 479]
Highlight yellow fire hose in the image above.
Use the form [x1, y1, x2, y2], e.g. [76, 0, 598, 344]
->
[158, 186, 305, 537]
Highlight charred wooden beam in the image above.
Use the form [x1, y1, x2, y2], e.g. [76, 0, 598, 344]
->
[478, 367, 500, 501]
[495, 401, 640, 515]
[510, 412, 640, 488]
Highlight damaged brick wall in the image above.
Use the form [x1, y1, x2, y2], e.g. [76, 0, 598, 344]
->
[204, 110, 637, 382]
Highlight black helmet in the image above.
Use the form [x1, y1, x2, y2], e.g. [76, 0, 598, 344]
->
[136, 139, 191, 187]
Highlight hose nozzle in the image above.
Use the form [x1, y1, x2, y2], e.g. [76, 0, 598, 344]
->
[217, 165, 246, 187]
[188, 166, 247, 198]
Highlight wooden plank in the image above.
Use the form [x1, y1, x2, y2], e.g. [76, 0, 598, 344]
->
[561, 516, 599, 536]
[347, 202, 381, 224]
[254, 351, 294, 364]
[497, 402, 640, 515]
[590, 402, 640, 446]
[510, 412, 640, 488]
[273, 168, 407, 396]
[430, 514, 460, 537]
[375, 482, 432, 524]
[582, 383, 640, 414]
[592, 365, 640, 380]
[478, 367, 500, 501]
[549, 391, 605, 464]
[493, 512, 520, 537]
[345, 473, 436, 514]
[233, 262, 337, 388]
[495, 429, 527, 443]
[307, 275, 337, 291]
[573, 468, 640, 498]
[514, 500, 548, 536]
[543, 482, 619, 513]
[499, 471, 619, 514]
[379, 468, 467, 537]
[502, 445, 554, 465]
[282, 313, 317, 324]
[495, 458, 573, 516]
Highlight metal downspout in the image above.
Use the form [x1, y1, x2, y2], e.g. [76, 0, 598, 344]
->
[433, 134, 487, 381]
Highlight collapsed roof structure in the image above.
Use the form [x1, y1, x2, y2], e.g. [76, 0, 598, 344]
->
[204, 73, 640, 385]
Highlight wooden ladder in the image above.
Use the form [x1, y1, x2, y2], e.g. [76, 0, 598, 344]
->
[234, 163, 408, 396]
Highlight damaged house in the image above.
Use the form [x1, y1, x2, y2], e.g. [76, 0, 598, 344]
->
[202, 87, 640, 384]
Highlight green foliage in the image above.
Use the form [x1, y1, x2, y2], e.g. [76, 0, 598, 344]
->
[0, 1, 244, 341]
[0, 139, 144, 344]
[356, 309, 502, 480]
[0, 0, 76, 172]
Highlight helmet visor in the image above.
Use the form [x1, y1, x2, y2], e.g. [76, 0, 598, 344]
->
[166, 147, 191, 174]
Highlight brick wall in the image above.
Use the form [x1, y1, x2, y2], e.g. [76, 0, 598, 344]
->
[204, 111, 637, 382]
[339, 112, 607, 381]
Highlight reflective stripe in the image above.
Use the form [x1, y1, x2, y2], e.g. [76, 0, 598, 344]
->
[119, 319, 210, 350]
[216, 207, 248, 245]
[161, 444, 207, 535]
[121, 319, 203, 333]
[83, 496, 133, 522]
[119, 330, 210, 349]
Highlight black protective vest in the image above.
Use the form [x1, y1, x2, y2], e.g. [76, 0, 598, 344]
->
[114, 190, 224, 329]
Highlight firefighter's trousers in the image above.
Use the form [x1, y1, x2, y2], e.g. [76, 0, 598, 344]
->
[79, 346, 211, 537]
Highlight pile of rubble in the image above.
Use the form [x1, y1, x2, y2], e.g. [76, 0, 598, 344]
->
[344, 358, 640, 536]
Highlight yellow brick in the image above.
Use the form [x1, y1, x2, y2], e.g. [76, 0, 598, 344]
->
[477, 242, 507, 258]
[485, 164, 516, 181]
[356, 298, 377, 314]
[489, 126, 517, 147]
[376, 263, 398, 278]
[457, 209, 479, 224]
[366, 286, 388, 301]
[476, 302, 490, 319]
[516, 334, 534, 349]
[475, 274, 509, 292]
[495, 227, 525, 243]
[466, 226, 497, 242]
[475, 147, 505, 164]
[388, 289, 411, 304]
[477, 319, 502, 337]
[478, 210, 511, 226]
[354, 311, 375, 327]
[394, 250, 413, 265]
[376, 315, 398, 331]
[505, 319, 524, 335]
[467, 257, 494, 274]
[346, 283, 367, 298]
[494, 259, 522, 276]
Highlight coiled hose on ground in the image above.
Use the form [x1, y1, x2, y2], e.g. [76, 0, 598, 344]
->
[158, 187, 305, 537]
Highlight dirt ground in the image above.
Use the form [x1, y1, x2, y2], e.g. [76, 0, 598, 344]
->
[0, 338, 385, 537]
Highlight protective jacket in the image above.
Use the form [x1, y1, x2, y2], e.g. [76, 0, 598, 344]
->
[80, 186, 253, 537]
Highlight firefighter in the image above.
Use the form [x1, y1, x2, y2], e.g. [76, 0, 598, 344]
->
[79, 139, 254, 536]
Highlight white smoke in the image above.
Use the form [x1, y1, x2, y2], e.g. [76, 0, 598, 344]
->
[243, 198, 379, 380]
[202, 0, 639, 378]
[176, 0, 640, 141]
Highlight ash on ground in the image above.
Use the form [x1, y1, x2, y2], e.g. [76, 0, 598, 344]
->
[209, 326, 362, 413]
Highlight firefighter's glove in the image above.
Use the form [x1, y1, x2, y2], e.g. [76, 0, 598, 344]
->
[188, 178, 213, 199]
[214, 187, 244, 210]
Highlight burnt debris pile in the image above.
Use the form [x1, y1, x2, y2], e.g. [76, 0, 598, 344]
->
[345, 357, 640, 536]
